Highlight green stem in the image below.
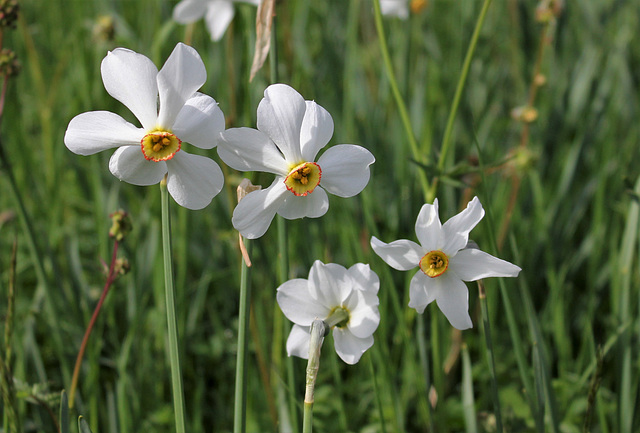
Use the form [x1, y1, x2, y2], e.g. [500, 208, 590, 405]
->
[160, 177, 187, 433]
[372, 0, 430, 200]
[234, 238, 252, 433]
[478, 280, 503, 433]
[302, 320, 326, 433]
[429, 0, 493, 201]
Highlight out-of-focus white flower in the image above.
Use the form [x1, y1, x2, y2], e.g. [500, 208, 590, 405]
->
[218, 83, 375, 239]
[173, 0, 261, 42]
[380, 0, 409, 19]
[64, 43, 225, 210]
[277, 261, 380, 365]
[371, 197, 521, 330]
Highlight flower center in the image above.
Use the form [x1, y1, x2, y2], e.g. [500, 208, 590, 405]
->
[419, 250, 449, 278]
[141, 130, 181, 162]
[284, 162, 322, 196]
[324, 306, 350, 329]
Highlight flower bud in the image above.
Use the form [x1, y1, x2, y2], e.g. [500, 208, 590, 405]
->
[0, 49, 20, 78]
[109, 210, 132, 242]
[0, 0, 19, 29]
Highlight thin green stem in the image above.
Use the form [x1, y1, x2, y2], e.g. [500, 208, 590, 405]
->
[160, 177, 187, 433]
[372, 0, 430, 200]
[234, 238, 252, 433]
[368, 354, 388, 433]
[429, 0, 493, 201]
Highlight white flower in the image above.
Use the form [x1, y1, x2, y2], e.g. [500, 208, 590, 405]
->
[371, 197, 521, 330]
[64, 43, 225, 210]
[380, 0, 409, 19]
[277, 261, 380, 365]
[218, 83, 375, 239]
[173, 0, 261, 42]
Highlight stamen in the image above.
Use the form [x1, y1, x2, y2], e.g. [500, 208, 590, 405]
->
[284, 162, 322, 196]
[419, 250, 449, 278]
[141, 130, 182, 162]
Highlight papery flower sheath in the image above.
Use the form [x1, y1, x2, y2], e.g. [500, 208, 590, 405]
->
[173, 0, 261, 42]
[64, 43, 225, 210]
[277, 261, 380, 365]
[218, 83, 375, 238]
[371, 197, 521, 330]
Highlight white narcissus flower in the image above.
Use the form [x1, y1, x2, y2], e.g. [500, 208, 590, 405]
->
[371, 197, 521, 330]
[218, 83, 375, 239]
[173, 0, 261, 42]
[277, 261, 380, 365]
[64, 43, 225, 210]
[380, 0, 409, 19]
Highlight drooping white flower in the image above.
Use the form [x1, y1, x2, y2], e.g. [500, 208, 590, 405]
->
[380, 0, 409, 19]
[173, 0, 261, 42]
[218, 83, 375, 239]
[277, 261, 380, 365]
[64, 43, 225, 210]
[371, 197, 521, 330]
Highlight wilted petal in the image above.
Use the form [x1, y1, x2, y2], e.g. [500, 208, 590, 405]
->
[172, 0, 207, 23]
[218, 127, 288, 175]
[348, 263, 380, 295]
[333, 328, 373, 365]
[434, 272, 473, 330]
[157, 43, 207, 129]
[64, 111, 144, 155]
[408, 271, 439, 314]
[109, 146, 167, 186]
[277, 187, 329, 219]
[172, 93, 225, 149]
[101, 48, 158, 131]
[204, 0, 235, 41]
[232, 179, 288, 239]
[450, 248, 521, 281]
[277, 278, 331, 326]
[441, 196, 484, 255]
[257, 84, 306, 162]
[166, 151, 223, 210]
[317, 145, 375, 197]
[415, 200, 444, 251]
[346, 291, 380, 339]
[300, 101, 334, 162]
[370, 237, 423, 271]
[308, 261, 351, 308]
[286, 324, 311, 359]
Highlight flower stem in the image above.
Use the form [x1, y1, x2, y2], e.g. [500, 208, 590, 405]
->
[302, 320, 327, 433]
[428, 0, 493, 201]
[372, 0, 430, 200]
[68, 239, 119, 408]
[160, 176, 187, 433]
[233, 237, 252, 433]
[478, 280, 503, 433]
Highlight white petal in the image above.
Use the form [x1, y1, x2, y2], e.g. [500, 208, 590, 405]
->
[101, 48, 158, 131]
[449, 248, 521, 281]
[415, 200, 444, 251]
[156, 43, 207, 129]
[442, 196, 485, 256]
[231, 179, 288, 239]
[408, 271, 439, 314]
[257, 84, 306, 163]
[347, 263, 380, 295]
[218, 128, 288, 175]
[277, 279, 331, 326]
[166, 151, 224, 210]
[172, 93, 225, 149]
[333, 328, 373, 364]
[172, 0, 207, 23]
[317, 145, 375, 198]
[300, 101, 334, 162]
[204, 1, 235, 41]
[370, 236, 423, 271]
[346, 291, 380, 339]
[434, 272, 473, 330]
[64, 111, 144, 155]
[308, 261, 350, 308]
[108, 146, 167, 186]
[277, 187, 329, 219]
[286, 324, 311, 360]
[380, 0, 409, 19]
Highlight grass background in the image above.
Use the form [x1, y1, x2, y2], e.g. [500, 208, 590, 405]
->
[1, 0, 639, 432]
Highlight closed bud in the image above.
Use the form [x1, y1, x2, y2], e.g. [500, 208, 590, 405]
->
[0, 0, 19, 29]
[109, 210, 132, 242]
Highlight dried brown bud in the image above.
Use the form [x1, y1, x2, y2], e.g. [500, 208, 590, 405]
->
[0, 0, 19, 29]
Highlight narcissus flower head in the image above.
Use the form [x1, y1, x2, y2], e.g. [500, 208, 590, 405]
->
[64, 43, 225, 210]
[371, 197, 521, 330]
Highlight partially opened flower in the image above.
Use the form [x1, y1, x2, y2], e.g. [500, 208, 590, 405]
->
[371, 197, 521, 330]
[277, 261, 380, 365]
[173, 0, 261, 42]
[218, 83, 375, 238]
[64, 43, 225, 210]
